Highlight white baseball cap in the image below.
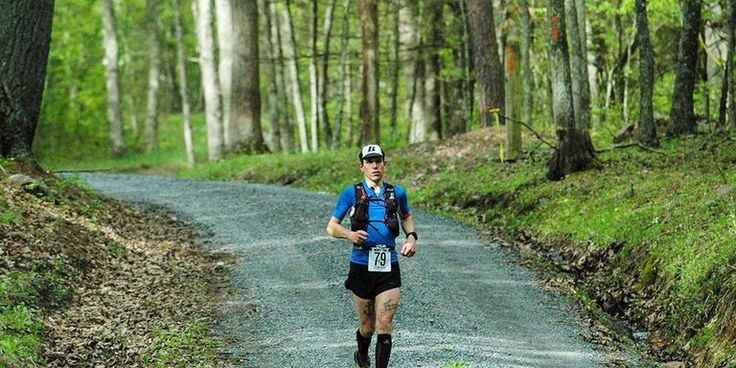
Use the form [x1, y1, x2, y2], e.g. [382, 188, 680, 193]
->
[359, 144, 385, 161]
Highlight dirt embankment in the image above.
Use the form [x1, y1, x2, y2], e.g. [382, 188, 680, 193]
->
[0, 167, 232, 367]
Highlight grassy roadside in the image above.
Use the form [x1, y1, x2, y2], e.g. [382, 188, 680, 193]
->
[42, 115, 736, 366]
[0, 161, 232, 367]
[178, 129, 736, 367]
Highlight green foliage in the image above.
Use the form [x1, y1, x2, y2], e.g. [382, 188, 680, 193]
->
[141, 319, 218, 368]
[445, 362, 471, 368]
[0, 273, 48, 367]
[1, 211, 21, 225]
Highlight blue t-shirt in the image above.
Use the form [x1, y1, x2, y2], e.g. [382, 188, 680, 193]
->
[332, 180, 411, 265]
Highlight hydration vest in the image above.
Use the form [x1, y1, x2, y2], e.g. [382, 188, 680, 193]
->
[350, 182, 400, 239]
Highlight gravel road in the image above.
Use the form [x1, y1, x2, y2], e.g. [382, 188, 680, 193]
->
[75, 173, 650, 368]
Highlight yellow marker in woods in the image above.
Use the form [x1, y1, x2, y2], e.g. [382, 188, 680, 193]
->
[489, 108, 501, 126]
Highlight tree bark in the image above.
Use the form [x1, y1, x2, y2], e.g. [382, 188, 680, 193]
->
[172, 0, 195, 167]
[422, 1, 442, 142]
[0, 0, 54, 164]
[230, 0, 267, 154]
[334, 0, 352, 147]
[566, 0, 591, 130]
[506, 42, 523, 160]
[636, 0, 659, 147]
[460, 0, 474, 132]
[546, 0, 595, 181]
[399, 1, 427, 143]
[144, 0, 162, 153]
[520, 0, 534, 127]
[728, 0, 736, 129]
[309, 0, 320, 152]
[272, 0, 294, 153]
[389, 0, 401, 141]
[359, 0, 380, 144]
[281, 0, 309, 152]
[264, 0, 282, 153]
[321, 0, 337, 148]
[215, 0, 233, 148]
[194, 0, 224, 161]
[467, 0, 505, 127]
[668, 0, 702, 137]
[102, 0, 127, 157]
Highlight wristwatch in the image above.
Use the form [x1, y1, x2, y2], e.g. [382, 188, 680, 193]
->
[405, 232, 418, 241]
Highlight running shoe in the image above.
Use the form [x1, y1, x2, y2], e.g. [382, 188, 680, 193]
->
[354, 351, 371, 368]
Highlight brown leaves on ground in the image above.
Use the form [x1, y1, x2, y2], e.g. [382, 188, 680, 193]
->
[0, 170, 233, 367]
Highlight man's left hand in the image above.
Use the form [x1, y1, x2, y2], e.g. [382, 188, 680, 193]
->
[400, 239, 416, 257]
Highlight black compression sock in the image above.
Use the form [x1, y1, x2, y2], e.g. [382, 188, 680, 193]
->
[375, 334, 392, 368]
[356, 328, 372, 358]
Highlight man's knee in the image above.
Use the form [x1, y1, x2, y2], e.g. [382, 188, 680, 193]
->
[375, 316, 393, 333]
[360, 319, 376, 335]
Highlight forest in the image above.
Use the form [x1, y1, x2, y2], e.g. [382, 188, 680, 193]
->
[21, 0, 731, 179]
[2, 0, 736, 366]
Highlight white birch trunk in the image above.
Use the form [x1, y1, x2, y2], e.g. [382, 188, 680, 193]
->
[309, 0, 320, 151]
[172, 0, 195, 167]
[264, 0, 281, 153]
[102, 0, 126, 157]
[320, 0, 337, 148]
[399, 1, 426, 143]
[334, 0, 352, 147]
[215, 0, 233, 149]
[282, 0, 309, 152]
[271, 1, 293, 153]
[194, 0, 224, 161]
[144, 0, 161, 152]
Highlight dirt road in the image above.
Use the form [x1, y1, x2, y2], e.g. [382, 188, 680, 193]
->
[77, 173, 649, 368]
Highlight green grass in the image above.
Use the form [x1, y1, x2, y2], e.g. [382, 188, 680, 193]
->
[36, 110, 736, 367]
[0, 273, 48, 367]
[140, 319, 219, 368]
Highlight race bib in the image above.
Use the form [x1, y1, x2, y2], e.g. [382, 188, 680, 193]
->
[368, 246, 391, 272]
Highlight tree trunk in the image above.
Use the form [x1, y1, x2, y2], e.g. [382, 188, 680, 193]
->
[459, 0, 474, 132]
[728, 0, 736, 129]
[423, 2, 442, 142]
[309, 0, 320, 152]
[334, 0, 352, 147]
[194, 0, 224, 161]
[389, 0, 401, 140]
[546, 0, 595, 181]
[263, 0, 281, 153]
[467, 0, 505, 127]
[636, 0, 658, 147]
[321, 0, 337, 148]
[521, 0, 534, 126]
[0, 0, 54, 164]
[215, 0, 233, 149]
[359, 0, 380, 144]
[102, 0, 127, 157]
[345, 66, 354, 146]
[230, 0, 266, 154]
[272, 0, 293, 153]
[506, 42, 523, 160]
[172, 0, 195, 168]
[144, 0, 162, 153]
[399, 1, 427, 143]
[668, 0, 702, 137]
[566, 0, 591, 130]
[282, 0, 309, 152]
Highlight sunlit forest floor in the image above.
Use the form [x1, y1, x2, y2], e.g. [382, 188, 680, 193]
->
[42, 116, 736, 367]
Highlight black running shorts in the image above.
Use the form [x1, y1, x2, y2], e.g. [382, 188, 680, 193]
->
[344, 262, 401, 300]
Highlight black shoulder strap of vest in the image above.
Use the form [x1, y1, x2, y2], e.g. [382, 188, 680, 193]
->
[354, 182, 367, 202]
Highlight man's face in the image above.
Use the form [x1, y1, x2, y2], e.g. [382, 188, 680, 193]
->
[360, 157, 386, 182]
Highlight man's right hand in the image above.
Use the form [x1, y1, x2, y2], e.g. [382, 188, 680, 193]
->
[351, 230, 368, 244]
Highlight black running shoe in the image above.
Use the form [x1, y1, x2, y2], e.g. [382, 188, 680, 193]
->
[354, 351, 371, 368]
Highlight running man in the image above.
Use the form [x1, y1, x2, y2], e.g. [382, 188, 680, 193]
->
[326, 144, 418, 368]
